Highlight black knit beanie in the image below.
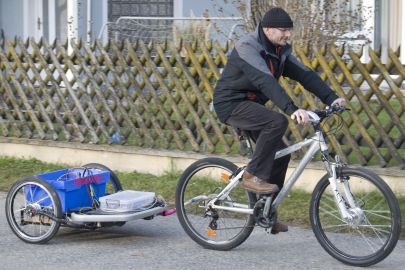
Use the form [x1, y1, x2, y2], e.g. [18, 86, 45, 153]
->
[261, 7, 293, 28]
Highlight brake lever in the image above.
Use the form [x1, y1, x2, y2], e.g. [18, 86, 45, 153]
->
[307, 111, 320, 122]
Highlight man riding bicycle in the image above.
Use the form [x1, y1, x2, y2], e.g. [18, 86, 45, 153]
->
[213, 7, 345, 233]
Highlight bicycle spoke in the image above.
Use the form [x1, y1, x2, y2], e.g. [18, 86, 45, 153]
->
[362, 217, 388, 244]
[356, 229, 379, 253]
[319, 206, 345, 223]
[28, 185, 34, 202]
[14, 207, 27, 216]
[33, 195, 51, 205]
[321, 223, 348, 232]
[363, 210, 391, 221]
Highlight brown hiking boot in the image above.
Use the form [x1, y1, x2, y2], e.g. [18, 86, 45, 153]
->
[241, 171, 279, 194]
[271, 221, 289, 234]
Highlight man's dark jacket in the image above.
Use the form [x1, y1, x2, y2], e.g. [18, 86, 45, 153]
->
[213, 24, 339, 123]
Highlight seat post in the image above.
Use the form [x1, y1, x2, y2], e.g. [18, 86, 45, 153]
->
[238, 130, 254, 157]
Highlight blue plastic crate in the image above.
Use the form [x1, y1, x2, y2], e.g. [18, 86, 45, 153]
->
[26, 168, 110, 214]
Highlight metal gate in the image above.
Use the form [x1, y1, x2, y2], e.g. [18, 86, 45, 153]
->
[108, 0, 174, 42]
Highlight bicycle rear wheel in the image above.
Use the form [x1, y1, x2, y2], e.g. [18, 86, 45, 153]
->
[175, 157, 256, 250]
[310, 167, 401, 266]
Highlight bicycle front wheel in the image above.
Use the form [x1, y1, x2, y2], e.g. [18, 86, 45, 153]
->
[175, 157, 256, 250]
[310, 167, 401, 266]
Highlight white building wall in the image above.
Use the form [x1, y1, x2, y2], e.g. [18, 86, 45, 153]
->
[0, 0, 24, 39]
[402, 0, 405, 64]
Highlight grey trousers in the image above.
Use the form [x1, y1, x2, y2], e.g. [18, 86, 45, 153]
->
[226, 101, 291, 188]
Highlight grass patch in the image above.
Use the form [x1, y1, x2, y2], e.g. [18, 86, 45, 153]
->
[0, 156, 404, 237]
[278, 190, 312, 227]
[0, 157, 64, 191]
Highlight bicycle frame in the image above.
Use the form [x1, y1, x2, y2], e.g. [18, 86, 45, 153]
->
[207, 130, 355, 221]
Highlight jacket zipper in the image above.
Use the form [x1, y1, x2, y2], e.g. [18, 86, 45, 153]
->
[268, 47, 282, 80]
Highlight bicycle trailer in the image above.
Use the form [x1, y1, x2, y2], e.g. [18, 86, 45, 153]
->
[5, 163, 176, 244]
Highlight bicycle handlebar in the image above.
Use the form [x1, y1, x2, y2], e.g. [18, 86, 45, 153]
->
[291, 104, 348, 124]
[314, 104, 347, 121]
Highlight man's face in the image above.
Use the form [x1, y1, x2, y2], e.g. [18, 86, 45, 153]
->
[263, 27, 292, 46]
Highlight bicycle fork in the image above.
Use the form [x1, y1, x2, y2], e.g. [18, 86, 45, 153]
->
[326, 161, 365, 227]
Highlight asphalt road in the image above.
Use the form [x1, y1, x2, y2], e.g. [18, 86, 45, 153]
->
[1, 192, 404, 270]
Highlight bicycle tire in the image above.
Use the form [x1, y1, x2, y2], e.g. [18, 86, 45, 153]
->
[310, 167, 401, 266]
[175, 157, 256, 250]
[83, 163, 123, 194]
[5, 176, 62, 244]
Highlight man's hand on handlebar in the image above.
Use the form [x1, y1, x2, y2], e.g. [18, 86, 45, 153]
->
[291, 109, 310, 125]
[331, 97, 346, 107]
[291, 98, 346, 125]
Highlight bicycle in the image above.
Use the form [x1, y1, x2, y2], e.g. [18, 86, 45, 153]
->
[175, 105, 401, 267]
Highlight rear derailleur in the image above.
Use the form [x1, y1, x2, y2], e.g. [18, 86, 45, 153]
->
[205, 208, 219, 231]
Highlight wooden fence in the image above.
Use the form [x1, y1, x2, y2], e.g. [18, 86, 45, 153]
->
[0, 38, 404, 168]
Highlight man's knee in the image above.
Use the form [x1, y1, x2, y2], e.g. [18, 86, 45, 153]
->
[277, 113, 288, 128]
[265, 113, 288, 131]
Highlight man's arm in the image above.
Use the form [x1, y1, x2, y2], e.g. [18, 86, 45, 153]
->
[284, 55, 345, 125]
[283, 55, 339, 106]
